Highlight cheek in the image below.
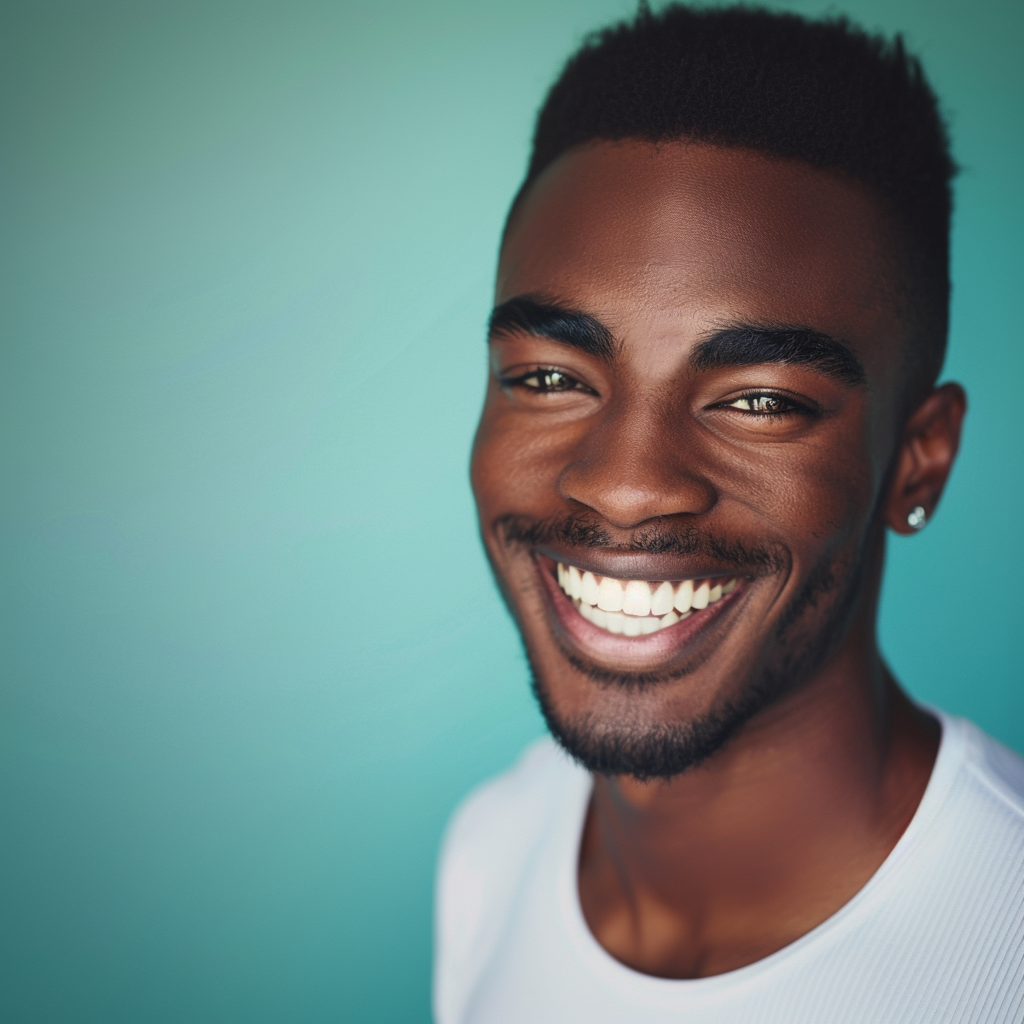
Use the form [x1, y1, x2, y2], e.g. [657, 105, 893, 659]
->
[716, 427, 878, 552]
[470, 405, 577, 518]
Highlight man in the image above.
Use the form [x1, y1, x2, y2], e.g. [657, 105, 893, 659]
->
[434, 6, 1024, 1022]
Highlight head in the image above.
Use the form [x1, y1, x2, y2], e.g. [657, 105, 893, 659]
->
[470, 4, 965, 780]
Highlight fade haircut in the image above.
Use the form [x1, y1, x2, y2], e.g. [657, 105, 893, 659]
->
[506, 3, 956, 394]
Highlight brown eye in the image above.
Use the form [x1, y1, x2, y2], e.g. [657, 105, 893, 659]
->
[502, 368, 588, 393]
[726, 393, 797, 415]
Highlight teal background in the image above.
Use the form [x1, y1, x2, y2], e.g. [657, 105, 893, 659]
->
[1, 1, 1020, 1020]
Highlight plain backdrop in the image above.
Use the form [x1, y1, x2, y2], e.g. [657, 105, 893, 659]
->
[1, 1, 1020, 1020]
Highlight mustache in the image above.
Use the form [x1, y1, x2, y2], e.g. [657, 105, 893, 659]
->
[493, 512, 786, 574]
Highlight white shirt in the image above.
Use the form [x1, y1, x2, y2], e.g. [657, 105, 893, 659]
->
[434, 710, 1024, 1023]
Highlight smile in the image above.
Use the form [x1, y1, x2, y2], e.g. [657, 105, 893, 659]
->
[555, 561, 738, 636]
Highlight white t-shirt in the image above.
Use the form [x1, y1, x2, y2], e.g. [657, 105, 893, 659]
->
[434, 710, 1024, 1023]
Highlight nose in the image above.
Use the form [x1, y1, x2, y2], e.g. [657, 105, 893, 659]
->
[558, 401, 716, 529]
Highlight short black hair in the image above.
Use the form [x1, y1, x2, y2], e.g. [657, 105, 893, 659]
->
[509, 3, 956, 391]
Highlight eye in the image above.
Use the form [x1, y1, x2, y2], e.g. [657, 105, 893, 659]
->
[723, 392, 805, 416]
[500, 367, 592, 394]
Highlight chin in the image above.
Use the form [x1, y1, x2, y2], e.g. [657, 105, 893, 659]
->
[500, 545, 858, 780]
[525, 648, 781, 780]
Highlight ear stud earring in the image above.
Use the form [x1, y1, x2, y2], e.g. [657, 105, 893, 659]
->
[907, 505, 927, 530]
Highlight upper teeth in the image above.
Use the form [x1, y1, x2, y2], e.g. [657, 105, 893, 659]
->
[557, 563, 737, 635]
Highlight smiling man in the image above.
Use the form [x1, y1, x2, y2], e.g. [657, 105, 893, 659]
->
[434, 7, 1024, 1023]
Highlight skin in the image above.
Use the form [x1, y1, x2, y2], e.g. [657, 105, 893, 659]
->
[470, 140, 966, 979]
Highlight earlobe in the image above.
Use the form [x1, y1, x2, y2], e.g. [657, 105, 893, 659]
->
[885, 382, 967, 536]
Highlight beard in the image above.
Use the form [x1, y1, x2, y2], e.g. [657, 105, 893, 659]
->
[494, 510, 868, 782]
[528, 657, 779, 781]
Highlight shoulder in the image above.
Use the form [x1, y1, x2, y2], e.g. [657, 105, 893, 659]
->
[435, 735, 584, 922]
[953, 713, 1024, 821]
[441, 736, 581, 860]
[916, 711, 1024, 911]
[433, 737, 586, 1024]
[869, 713, 1024, 1017]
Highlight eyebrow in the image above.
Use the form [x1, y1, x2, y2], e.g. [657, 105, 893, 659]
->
[489, 296, 866, 387]
[488, 295, 614, 360]
[691, 326, 866, 386]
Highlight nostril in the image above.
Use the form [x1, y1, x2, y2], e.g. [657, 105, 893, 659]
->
[559, 470, 717, 528]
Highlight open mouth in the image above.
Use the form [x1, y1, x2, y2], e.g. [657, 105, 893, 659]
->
[554, 561, 738, 637]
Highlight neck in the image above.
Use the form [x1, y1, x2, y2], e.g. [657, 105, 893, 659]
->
[578, 618, 939, 979]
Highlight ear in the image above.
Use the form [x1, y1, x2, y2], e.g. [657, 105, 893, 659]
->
[886, 382, 967, 535]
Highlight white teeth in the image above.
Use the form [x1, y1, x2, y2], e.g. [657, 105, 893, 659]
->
[557, 563, 741, 637]
[602, 610, 626, 634]
[623, 615, 643, 637]
[623, 580, 652, 616]
[597, 576, 624, 612]
[651, 580, 675, 616]
[604, 612, 626, 634]
[675, 578, 693, 613]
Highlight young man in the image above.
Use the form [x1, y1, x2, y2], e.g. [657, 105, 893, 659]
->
[435, 6, 1024, 1022]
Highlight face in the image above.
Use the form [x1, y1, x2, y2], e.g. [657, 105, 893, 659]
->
[471, 140, 959, 778]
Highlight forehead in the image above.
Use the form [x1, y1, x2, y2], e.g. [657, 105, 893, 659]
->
[498, 141, 903, 368]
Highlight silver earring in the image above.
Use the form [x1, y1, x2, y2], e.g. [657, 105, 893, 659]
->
[907, 505, 927, 530]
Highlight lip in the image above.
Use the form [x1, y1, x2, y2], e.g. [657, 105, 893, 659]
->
[534, 553, 744, 670]
[534, 545, 745, 585]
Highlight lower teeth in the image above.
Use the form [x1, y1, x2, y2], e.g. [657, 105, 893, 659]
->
[577, 599, 691, 635]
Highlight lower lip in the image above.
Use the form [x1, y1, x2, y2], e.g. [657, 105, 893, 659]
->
[536, 557, 741, 667]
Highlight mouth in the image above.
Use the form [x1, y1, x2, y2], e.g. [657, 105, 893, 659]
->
[534, 554, 744, 667]
[555, 560, 737, 632]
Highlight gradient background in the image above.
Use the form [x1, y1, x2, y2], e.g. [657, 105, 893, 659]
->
[1, 1, 1020, 1020]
